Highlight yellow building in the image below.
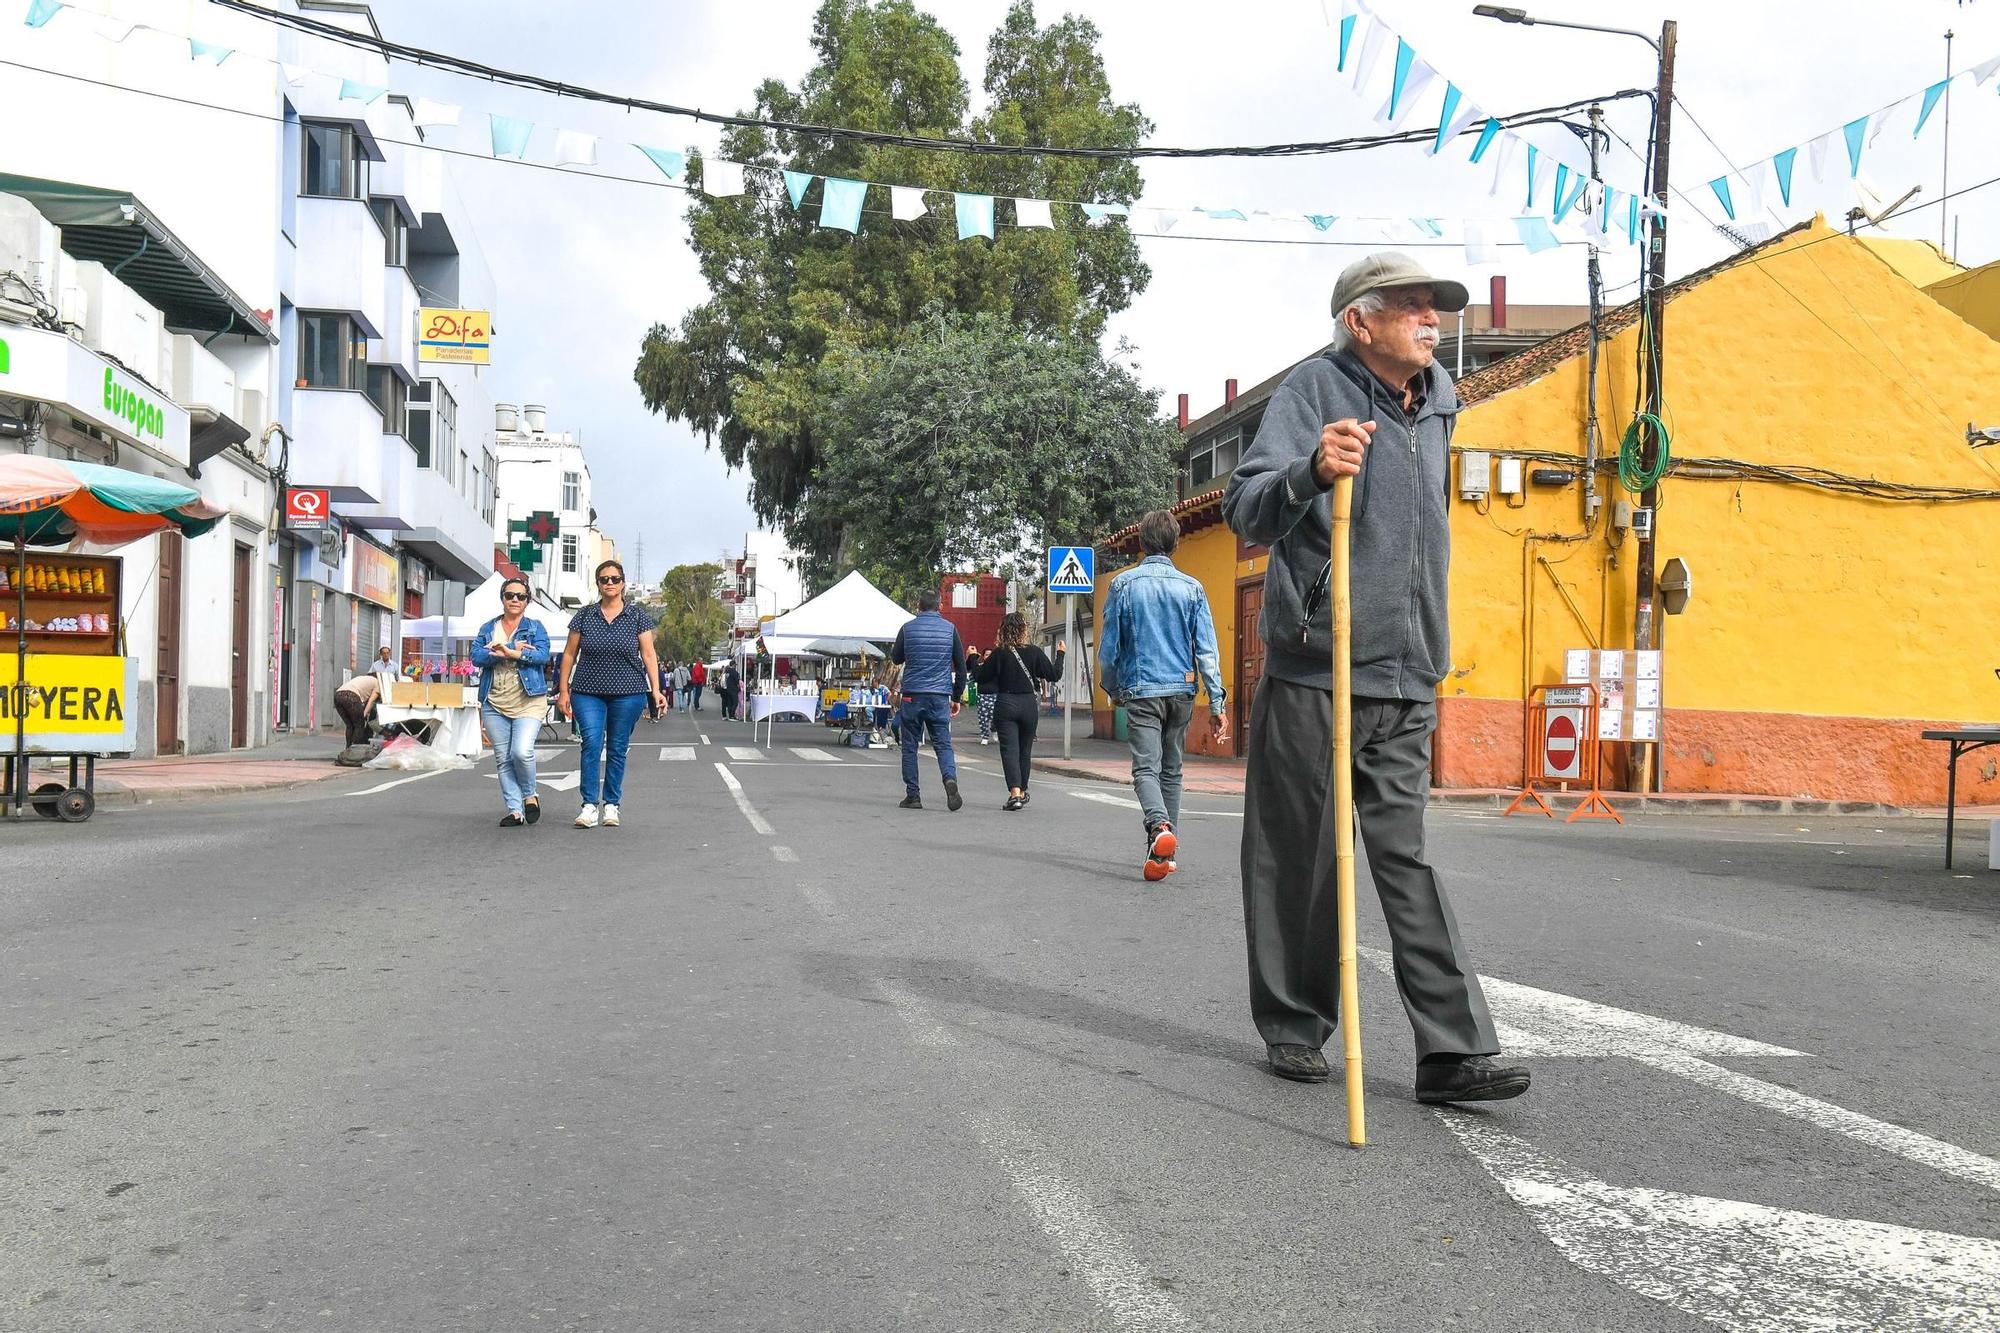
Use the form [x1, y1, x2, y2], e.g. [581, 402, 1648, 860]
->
[1925, 256, 2000, 342]
[1098, 220, 2000, 805]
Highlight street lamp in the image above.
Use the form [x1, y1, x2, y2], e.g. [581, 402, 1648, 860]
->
[1474, 5, 1678, 793]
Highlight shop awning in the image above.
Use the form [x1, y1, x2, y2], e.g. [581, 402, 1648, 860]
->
[398, 526, 492, 587]
[0, 174, 275, 343]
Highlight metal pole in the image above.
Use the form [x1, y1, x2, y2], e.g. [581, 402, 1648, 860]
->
[1584, 102, 1605, 530]
[1061, 592, 1075, 760]
[12, 529, 25, 816]
[1942, 29, 1954, 251]
[1635, 19, 1675, 794]
[1331, 473, 1363, 1147]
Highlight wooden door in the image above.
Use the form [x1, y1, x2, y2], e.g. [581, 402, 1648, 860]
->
[231, 543, 252, 747]
[1234, 578, 1264, 759]
[155, 530, 183, 755]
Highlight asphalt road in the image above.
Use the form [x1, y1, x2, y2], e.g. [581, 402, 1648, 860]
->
[2, 708, 1995, 1331]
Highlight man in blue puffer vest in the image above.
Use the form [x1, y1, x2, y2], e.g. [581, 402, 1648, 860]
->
[890, 588, 967, 811]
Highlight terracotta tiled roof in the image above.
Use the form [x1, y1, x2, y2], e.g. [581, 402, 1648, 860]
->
[1456, 219, 1815, 408]
[1102, 487, 1227, 559]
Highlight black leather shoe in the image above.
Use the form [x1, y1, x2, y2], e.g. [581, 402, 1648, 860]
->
[898, 795, 923, 810]
[945, 779, 963, 811]
[1415, 1055, 1531, 1104]
[1267, 1044, 1331, 1083]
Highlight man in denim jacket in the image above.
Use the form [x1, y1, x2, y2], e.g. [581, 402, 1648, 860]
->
[1097, 509, 1228, 882]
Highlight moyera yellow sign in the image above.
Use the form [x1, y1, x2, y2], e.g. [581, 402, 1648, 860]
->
[417, 308, 491, 364]
[0, 653, 139, 753]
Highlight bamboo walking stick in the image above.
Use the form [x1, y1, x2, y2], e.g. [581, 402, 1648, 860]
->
[1331, 472, 1365, 1147]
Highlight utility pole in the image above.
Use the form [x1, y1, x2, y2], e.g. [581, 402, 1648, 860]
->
[1634, 19, 1676, 793]
[1943, 29, 1954, 251]
[1583, 102, 1605, 531]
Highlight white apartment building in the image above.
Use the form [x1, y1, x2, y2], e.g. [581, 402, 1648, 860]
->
[6, 0, 500, 741]
[491, 404, 613, 609]
[719, 530, 806, 640]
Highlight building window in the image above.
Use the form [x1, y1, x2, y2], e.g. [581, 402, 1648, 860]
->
[481, 450, 498, 525]
[299, 311, 366, 389]
[406, 377, 456, 472]
[364, 366, 407, 436]
[562, 470, 580, 512]
[1186, 427, 1243, 490]
[561, 535, 579, 573]
[301, 120, 369, 200]
[368, 197, 408, 265]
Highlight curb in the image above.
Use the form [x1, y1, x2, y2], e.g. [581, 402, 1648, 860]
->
[1033, 762, 1915, 818]
[57, 770, 351, 808]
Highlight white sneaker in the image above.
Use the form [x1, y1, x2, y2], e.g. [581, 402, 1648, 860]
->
[574, 804, 599, 829]
[601, 803, 621, 827]
[979, 737, 991, 745]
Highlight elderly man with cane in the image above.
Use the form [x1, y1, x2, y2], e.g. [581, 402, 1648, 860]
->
[1222, 253, 1529, 1107]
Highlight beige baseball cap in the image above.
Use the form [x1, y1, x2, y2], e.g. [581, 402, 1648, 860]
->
[1330, 252, 1469, 316]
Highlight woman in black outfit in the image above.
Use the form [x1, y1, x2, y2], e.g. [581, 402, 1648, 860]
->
[974, 611, 1065, 811]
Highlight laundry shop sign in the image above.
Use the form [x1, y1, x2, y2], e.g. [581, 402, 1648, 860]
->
[0, 325, 191, 466]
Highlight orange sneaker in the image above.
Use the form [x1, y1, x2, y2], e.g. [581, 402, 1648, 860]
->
[1143, 856, 1178, 882]
[1148, 823, 1178, 861]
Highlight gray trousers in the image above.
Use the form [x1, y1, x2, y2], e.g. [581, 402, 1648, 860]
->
[1125, 694, 1194, 833]
[1241, 677, 1498, 1059]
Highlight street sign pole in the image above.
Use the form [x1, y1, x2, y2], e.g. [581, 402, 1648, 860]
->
[1063, 592, 1075, 760]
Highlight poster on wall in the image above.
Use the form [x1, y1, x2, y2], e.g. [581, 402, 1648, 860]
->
[352, 541, 398, 610]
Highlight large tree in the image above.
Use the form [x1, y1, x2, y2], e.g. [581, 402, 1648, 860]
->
[651, 563, 732, 663]
[634, 0, 1152, 528]
[797, 308, 1177, 596]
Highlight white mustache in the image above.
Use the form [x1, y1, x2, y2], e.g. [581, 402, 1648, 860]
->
[1414, 327, 1440, 346]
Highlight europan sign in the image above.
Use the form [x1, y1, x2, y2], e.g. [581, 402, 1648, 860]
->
[0, 325, 191, 465]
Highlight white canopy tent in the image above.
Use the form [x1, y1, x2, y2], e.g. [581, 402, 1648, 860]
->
[765, 570, 912, 642]
[401, 573, 572, 643]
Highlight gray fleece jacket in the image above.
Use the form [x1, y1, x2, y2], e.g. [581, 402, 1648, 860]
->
[1222, 348, 1457, 701]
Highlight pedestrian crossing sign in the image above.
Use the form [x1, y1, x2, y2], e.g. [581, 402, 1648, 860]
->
[1047, 545, 1094, 593]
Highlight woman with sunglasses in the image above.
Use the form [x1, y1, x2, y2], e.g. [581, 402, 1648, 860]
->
[473, 577, 552, 827]
[557, 560, 666, 828]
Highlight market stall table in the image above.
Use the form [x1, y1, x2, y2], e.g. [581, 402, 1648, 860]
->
[377, 683, 484, 759]
[747, 691, 821, 745]
[1919, 727, 2000, 869]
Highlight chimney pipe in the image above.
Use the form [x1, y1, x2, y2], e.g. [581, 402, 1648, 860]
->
[1177, 393, 1190, 430]
[1225, 378, 1238, 407]
[1490, 276, 1508, 330]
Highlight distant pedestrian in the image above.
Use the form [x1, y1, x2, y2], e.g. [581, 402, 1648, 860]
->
[558, 560, 666, 829]
[473, 577, 552, 827]
[1220, 250, 1528, 1102]
[1097, 509, 1228, 882]
[673, 661, 692, 713]
[332, 672, 380, 748]
[963, 649, 984, 740]
[975, 613, 1064, 811]
[371, 645, 398, 690]
[720, 661, 742, 721]
[690, 659, 707, 711]
[889, 589, 966, 810]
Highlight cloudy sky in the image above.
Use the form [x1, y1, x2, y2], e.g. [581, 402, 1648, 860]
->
[360, 0, 2000, 577]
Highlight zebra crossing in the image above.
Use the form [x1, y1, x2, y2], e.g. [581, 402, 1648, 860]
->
[656, 744, 857, 763]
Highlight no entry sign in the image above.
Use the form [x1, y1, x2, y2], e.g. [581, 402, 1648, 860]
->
[1543, 708, 1585, 781]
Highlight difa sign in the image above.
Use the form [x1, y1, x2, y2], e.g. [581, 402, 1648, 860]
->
[417, 308, 491, 365]
[0, 654, 138, 754]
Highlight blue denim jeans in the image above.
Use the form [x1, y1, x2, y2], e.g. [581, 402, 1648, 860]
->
[1125, 693, 1194, 833]
[482, 704, 541, 815]
[572, 692, 645, 806]
[899, 694, 958, 797]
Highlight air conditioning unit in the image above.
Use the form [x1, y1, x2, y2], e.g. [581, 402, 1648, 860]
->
[238, 388, 266, 436]
[75, 261, 165, 383]
[0, 193, 60, 304]
[169, 333, 237, 417]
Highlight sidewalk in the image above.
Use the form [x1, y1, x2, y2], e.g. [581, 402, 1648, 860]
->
[1016, 715, 1992, 820]
[20, 729, 355, 806]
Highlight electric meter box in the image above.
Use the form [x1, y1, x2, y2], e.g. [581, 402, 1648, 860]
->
[1458, 451, 1491, 500]
[1497, 457, 1525, 496]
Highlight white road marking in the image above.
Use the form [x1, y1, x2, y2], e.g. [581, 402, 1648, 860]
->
[790, 748, 840, 762]
[1441, 1112, 2000, 1333]
[1069, 789, 1244, 818]
[868, 977, 1191, 1329]
[700, 734, 711, 746]
[771, 845, 798, 862]
[657, 746, 696, 761]
[713, 763, 774, 835]
[486, 770, 581, 792]
[342, 769, 453, 797]
[1361, 948, 2000, 1191]
[796, 881, 840, 917]
[534, 747, 558, 762]
[725, 745, 763, 761]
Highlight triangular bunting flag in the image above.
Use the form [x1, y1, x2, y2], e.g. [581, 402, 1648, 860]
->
[1469, 117, 1504, 164]
[554, 131, 598, 169]
[1807, 128, 1837, 182]
[1337, 10, 1357, 71]
[489, 114, 533, 160]
[1772, 146, 1797, 206]
[1378, 57, 1436, 128]
[339, 79, 386, 104]
[701, 159, 745, 198]
[1524, 143, 1545, 212]
[1513, 216, 1561, 255]
[1842, 115, 1868, 176]
[1463, 220, 1503, 267]
[1305, 215, 1338, 232]
[954, 192, 994, 240]
[411, 97, 459, 128]
[1627, 194, 1641, 244]
[890, 186, 928, 221]
[820, 178, 867, 233]
[1914, 79, 1950, 137]
[1487, 133, 1522, 197]
[1198, 207, 1246, 221]
[1708, 175, 1736, 220]
[1431, 88, 1482, 157]
[1080, 203, 1129, 224]
[87, 13, 134, 40]
[638, 146, 687, 181]
[1153, 209, 1182, 234]
[783, 171, 814, 208]
[1015, 198, 1054, 228]
[189, 38, 233, 64]
[1350, 20, 1388, 92]
[1972, 55, 2000, 86]
[279, 62, 311, 88]
[25, 0, 63, 27]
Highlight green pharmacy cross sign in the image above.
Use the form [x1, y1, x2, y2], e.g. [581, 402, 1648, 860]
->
[508, 538, 544, 572]
[505, 510, 560, 574]
[523, 510, 559, 543]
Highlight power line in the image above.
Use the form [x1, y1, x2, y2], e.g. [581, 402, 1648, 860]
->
[202, 0, 1647, 162]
